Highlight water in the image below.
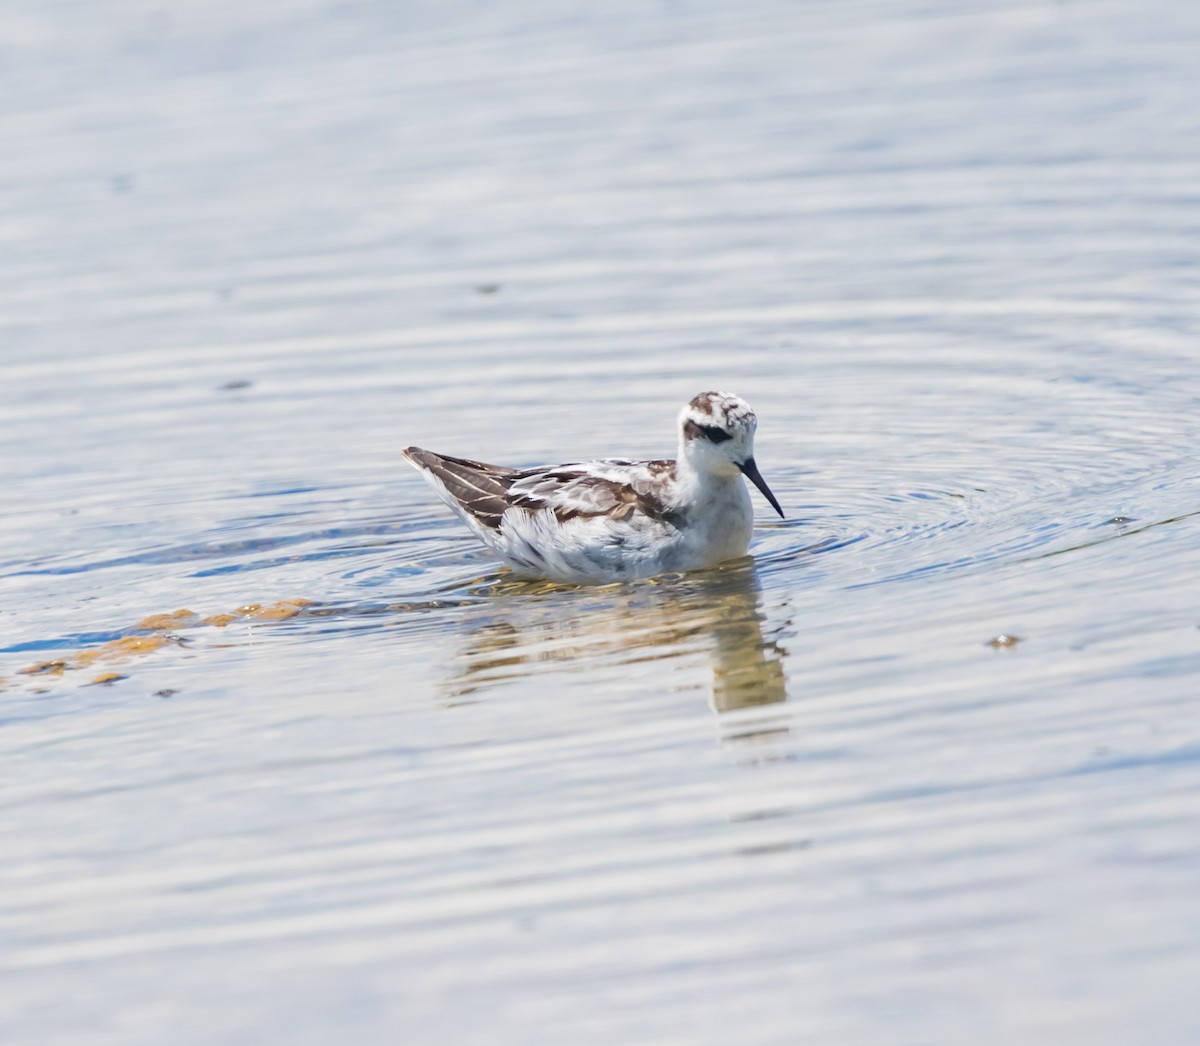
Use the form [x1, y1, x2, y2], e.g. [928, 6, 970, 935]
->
[3, 1, 1200, 1042]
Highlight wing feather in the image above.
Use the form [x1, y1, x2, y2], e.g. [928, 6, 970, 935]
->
[406, 450, 679, 532]
[509, 459, 678, 523]
[404, 448, 516, 530]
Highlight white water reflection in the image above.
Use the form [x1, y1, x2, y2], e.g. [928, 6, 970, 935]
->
[438, 561, 789, 723]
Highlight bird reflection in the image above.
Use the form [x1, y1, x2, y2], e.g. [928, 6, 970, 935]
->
[437, 558, 789, 743]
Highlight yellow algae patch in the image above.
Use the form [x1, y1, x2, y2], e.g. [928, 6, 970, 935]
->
[21, 634, 173, 677]
[237, 599, 314, 621]
[88, 672, 127, 686]
[12, 597, 316, 684]
[250, 605, 298, 621]
[70, 649, 104, 668]
[73, 634, 172, 667]
[98, 634, 173, 659]
[204, 599, 311, 627]
[135, 609, 198, 631]
[246, 603, 297, 621]
[19, 659, 69, 676]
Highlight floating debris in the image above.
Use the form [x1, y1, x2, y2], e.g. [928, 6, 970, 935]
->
[19, 659, 69, 676]
[738, 838, 814, 857]
[235, 599, 313, 621]
[986, 633, 1021, 650]
[220, 379, 252, 391]
[15, 599, 315, 680]
[1104, 516, 1134, 526]
[72, 635, 171, 667]
[156, 688, 178, 698]
[136, 609, 199, 631]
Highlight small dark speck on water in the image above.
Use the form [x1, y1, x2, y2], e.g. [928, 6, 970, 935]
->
[739, 838, 813, 857]
[475, 283, 501, 294]
[156, 689, 178, 698]
[1105, 516, 1134, 525]
[987, 633, 1021, 650]
[220, 380, 252, 391]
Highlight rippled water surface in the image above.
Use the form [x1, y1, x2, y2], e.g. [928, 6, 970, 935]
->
[3, 1, 1200, 1042]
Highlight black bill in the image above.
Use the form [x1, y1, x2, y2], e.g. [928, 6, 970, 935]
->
[738, 457, 784, 518]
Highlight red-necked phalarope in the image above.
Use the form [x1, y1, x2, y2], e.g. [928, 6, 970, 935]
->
[404, 391, 783, 584]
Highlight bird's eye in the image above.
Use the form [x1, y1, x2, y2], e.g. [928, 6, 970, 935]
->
[701, 425, 733, 444]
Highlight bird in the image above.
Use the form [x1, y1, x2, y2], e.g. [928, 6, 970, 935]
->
[404, 391, 783, 584]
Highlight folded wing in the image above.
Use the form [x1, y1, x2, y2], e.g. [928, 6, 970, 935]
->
[403, 448, 516, 531]
[509, 459, 678, 524]
[406, 451, 680, 533]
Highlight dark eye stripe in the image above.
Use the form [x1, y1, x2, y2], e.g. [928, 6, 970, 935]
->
[701, 424, 732, 444]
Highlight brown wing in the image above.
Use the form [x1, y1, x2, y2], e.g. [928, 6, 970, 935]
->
[508, 460, 679, 524]
[404, 447, 518, 531]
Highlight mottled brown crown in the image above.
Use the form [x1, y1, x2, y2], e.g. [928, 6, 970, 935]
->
[680, 391, 757, 440]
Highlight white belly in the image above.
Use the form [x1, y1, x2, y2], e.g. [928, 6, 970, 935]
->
[492, 476, 755, 584]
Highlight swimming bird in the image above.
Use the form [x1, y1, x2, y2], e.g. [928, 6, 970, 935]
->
[404, 391, 783, 584]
